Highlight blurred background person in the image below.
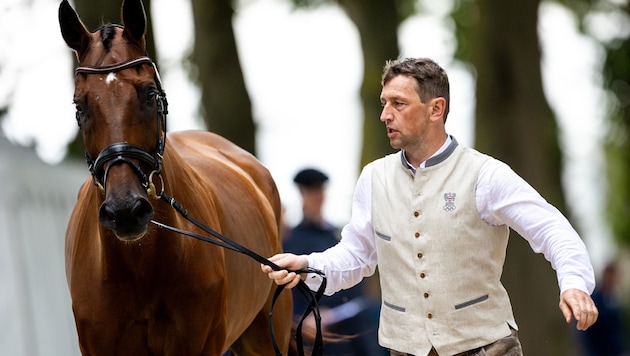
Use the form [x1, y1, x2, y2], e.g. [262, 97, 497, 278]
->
[283, 168, 385, 356]
[579, 261, 628, 355]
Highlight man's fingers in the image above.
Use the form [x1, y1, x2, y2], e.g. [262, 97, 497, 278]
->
[269, 269, 289, 282]
[269, 271, 301, 288]
[559, 289, 599, 331]
[559, 300, 573, 324]
[286, 273, 301, 288]
[574, 301, 598, 331]
[263, 269, 301, 288]
[260, 253, 308, 289]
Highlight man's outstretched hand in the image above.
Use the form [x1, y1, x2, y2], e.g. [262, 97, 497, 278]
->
[559, 288, 598, 331]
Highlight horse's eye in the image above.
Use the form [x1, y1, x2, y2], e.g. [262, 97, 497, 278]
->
[73, 100, 86, 117]
[147, 89, 158, 104]
[73, 101, 85, 128]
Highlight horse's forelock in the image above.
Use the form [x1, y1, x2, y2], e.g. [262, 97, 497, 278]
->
[99, 24, 120, 51]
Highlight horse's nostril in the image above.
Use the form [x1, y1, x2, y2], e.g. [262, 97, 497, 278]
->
[99, 202, 117, 229]
[133, 198, 154, 225]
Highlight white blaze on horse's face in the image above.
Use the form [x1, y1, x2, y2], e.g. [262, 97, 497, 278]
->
[106, 72, 117, 85]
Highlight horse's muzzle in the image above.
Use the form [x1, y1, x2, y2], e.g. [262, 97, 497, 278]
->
[99, 194, 154, 241]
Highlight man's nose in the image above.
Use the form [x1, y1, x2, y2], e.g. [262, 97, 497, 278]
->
[380, 104, 391, 122]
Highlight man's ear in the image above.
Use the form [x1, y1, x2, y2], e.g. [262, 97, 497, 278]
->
[429, 97, 446, 122]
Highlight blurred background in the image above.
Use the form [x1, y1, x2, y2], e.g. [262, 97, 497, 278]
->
[1, 0, 629, 354]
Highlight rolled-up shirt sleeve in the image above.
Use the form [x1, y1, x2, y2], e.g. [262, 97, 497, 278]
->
[477, 159, 596, 295]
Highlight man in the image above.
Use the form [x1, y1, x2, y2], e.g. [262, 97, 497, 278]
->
[262, 58, 598, 355]
[284, 168, 384, 356]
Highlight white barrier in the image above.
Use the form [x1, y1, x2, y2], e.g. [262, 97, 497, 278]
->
[0, 136, 85, 356]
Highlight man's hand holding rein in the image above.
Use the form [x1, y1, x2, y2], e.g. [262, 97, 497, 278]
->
[261, 253, 309, 289]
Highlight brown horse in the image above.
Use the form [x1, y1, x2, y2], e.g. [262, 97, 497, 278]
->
[58, 0, 293, 354]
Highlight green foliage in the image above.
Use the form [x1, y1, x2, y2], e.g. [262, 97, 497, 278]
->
[451, 0, 479, 61]
[605, 138, 630, 245]
[395, 0, 420, 21]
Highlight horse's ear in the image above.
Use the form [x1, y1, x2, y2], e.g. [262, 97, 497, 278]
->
[121, 0, 147, 46]
[58, 0, 91, 56]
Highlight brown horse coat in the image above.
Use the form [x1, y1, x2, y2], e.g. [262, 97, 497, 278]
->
[66, 132, 292, 355]
[60, 0, 293, 354]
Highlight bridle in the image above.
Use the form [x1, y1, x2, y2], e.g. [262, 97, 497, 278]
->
[74, 55, 168, 196]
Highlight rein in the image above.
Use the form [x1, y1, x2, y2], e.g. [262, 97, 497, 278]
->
[150, 190, 327, 356]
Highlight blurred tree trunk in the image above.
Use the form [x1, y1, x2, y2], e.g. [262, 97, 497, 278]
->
[601, 3, 630, 247]
[454, 0, 575, 354]
[67, 0, 157, 160]
[337, 0, 401, 167]
[190, 0, 256, 155]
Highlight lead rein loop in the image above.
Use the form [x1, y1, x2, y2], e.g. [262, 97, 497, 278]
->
[151, 190, 327, 356]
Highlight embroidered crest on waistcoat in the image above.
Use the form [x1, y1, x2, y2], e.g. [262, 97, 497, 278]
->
[443, 192, 456, 212]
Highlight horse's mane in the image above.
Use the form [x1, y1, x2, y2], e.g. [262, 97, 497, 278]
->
[98, 23, 122, 51]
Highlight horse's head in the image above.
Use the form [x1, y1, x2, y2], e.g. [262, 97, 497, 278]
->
[59, 0, 167, 241]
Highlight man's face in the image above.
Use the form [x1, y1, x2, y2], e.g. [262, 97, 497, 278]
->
[300, 185, 325, 222]
[379, 75, 434, 151]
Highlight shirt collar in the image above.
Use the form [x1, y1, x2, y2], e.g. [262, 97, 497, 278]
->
[401, 135, 458, 173]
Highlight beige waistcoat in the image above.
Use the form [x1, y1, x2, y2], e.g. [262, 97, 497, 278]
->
[371, 144, 517, 355]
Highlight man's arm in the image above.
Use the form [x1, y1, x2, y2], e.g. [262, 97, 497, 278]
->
[478, 159, 598, 330]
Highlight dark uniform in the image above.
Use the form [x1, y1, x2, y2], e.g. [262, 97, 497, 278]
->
[284, 168, 385, 356]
